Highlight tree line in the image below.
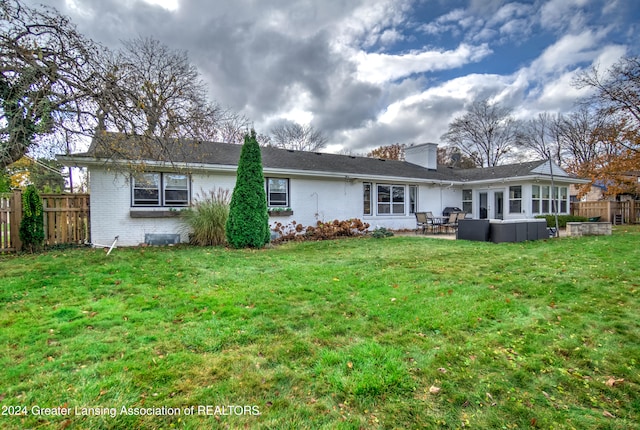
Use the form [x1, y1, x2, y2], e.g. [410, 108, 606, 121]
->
[369, 57, 640, 198]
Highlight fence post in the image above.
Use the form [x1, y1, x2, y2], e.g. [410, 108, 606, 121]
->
[10, 190, 22, 251]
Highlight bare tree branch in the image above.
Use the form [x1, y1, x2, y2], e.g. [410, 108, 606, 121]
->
[268, 122, 327, 152]
[440, 99, 519, 167]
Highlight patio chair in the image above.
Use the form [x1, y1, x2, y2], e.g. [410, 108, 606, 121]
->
[425, 211, 440, 234]
[442, 212, 460, 233]
[415, 212, 429, 234]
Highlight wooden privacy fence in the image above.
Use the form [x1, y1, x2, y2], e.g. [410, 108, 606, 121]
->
[0, 191, 90, 253]
[571, 200, 638, 224]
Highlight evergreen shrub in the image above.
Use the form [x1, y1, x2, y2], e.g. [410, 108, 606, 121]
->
[225, 130, 270, 248]
[19, 185, 44, 252]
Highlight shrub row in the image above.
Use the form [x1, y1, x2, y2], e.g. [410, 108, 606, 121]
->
[535, 214, 589, 228]
[271, 219, 370, 243]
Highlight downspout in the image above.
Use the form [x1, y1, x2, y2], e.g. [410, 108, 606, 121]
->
[549, 159, 559, 238]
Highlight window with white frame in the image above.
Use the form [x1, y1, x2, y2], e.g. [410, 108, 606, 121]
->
[377, 184, 405, 215]
[534, 185, 568, 214]
[409, 185, 418, 214]
[132, 173, 190, 207]
[164, 174, 189, 206]
[509, 185, 522, 214]
[266, 178, 289, 207]
[363, 183, 372, 215]
[532, 185, 541, 213]
[542, 186, 550, 212]
[559, 187, 567, 212]
[462, 189, 473, 214]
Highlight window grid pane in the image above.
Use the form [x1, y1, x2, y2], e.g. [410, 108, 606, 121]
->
[267, 178, 289, 207]
[164, 174, 189, 206]
[509, 186, 522, 214]
[133, 173, 161, 206]
[363, 183, 372, 215]
[409, 185, 417, 214]
[132, 173, 190, 207]
[377, 184, 405, 215]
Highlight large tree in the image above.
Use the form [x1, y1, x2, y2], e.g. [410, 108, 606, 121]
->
[437, 146, 476, 168]
[268, 122, 328, 152]
[91, 36, 250, 164]
[225, 130, 270, 248]
[441, 99, 520, 167]
[575, 56, 640, 152]
[520, 112, 564, 166]
[366, 143, 405, 160]
[0, 0, 100, 168]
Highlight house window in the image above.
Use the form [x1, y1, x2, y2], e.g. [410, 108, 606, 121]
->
[266, 178, 289, 207]
[409, 185, 418, 214]
[363, 183, 372, 215]
[560, 187, 568, 212]
[542, 186, 550, 213]
[462, 189, 472, 214]
[377, 184, 405, 215]
[509, 185, 522, 214]
[532, 185, 540, 214]
[164, 174, 189, 206]
[132, 173, 190, 207]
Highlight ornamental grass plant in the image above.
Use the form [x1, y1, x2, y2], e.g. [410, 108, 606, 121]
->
[180, 188, 231, 246]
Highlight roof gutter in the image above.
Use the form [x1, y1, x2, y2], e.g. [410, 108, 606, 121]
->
[57, 155, 467, 186]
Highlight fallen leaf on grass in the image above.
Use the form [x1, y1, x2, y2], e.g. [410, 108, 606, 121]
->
[605, 377, 624, 387]
[429, 385, 441, 394]
[347, 361, 353, 369]
[603, 410, 615, 418]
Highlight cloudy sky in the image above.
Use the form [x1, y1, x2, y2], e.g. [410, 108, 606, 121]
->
[26, 0, 640, 154]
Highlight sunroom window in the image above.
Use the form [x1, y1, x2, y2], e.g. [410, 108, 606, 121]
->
[509, 185, 522, 214]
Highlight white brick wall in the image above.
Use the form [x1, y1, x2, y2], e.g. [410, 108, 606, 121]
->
[88, 167, 464, 246]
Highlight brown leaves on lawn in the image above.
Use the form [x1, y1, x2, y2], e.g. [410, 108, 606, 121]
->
[605, 377, 624, 387]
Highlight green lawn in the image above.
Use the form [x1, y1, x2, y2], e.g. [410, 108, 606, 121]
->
[1, 227, 639, 429]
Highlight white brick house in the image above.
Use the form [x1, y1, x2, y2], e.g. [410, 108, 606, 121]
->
[59, 134, 588, 246]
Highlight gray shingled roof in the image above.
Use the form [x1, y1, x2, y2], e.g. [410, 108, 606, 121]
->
[445, 160, 549, 182]
[76, 133, 458, 181]
[67, 133, 578, 183]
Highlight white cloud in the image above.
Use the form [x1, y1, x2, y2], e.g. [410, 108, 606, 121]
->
[531, 30, 606, 73]
[140, 0, 179, 11]
[355, 43, 493, 84]
[540, 0, 590, 31]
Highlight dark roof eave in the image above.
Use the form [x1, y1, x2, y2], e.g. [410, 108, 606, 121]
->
[57, 154, 465, 184]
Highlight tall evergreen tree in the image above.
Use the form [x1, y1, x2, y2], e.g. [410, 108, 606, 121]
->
[226, 130, 270, 248]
